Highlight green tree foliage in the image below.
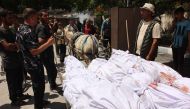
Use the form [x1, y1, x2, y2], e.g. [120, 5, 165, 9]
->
[74, 0, 91, 11]
[0, 0, 189, 13]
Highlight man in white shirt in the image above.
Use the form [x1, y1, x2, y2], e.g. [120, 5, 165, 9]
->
[134, 3, 161, 61]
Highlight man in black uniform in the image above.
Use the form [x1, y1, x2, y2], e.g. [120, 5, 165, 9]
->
[36, 10, 58, 91]
[17, 8, 54, 109]
[0, 10, 29, 107]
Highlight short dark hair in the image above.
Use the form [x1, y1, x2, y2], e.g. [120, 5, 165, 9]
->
[23, 8, 37, 20]
[174, 7, 185, 14]
[39, 9, 48, 13]
[38, 9, 48, 17]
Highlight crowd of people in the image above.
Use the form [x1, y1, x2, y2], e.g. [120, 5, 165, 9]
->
[0, 6, 111, 109]
[0, 2, 190, 109]
[0, 8, 56, 109]
[134, 3, 190, 77]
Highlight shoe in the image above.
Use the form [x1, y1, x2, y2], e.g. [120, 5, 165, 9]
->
[34, 107, 45, 109]
[34, 100, 50, 109]
[50, 83, 58, 92]
[50, 82, 58, 88]
[50, 85, 57, 92]
[43, 100, 50, 106]
[34, 107, 43, 109]
[19, 93, 32, 100]
[11, 100, 27, 107]
[50, 88, 57, 93]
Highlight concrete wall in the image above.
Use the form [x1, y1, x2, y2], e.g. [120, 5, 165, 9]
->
[111, 7, 141, 52]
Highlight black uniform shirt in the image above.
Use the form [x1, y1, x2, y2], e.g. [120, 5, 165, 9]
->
[0, 27, 23, 69]
[16, 24, 42, 70]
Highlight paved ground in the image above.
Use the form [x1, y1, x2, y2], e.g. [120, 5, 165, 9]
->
[0, 45, 68, 109]
[0, 67, 68, 109]
[0, 49, 190, 109]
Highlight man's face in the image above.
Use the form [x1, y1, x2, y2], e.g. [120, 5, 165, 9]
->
[140, 8, 152, 20]
[41, 12, 49, 23]
[30, 14, 38, 26]
[175, 12, 184, 21]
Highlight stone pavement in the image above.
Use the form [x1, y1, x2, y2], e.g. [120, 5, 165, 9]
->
[0, 68, 67, 109]
[0, 45, 68, 109]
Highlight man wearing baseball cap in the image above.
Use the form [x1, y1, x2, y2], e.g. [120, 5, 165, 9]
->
[134, 3, 161, 61]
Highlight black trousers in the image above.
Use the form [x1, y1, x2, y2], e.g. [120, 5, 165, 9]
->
[103, 36, 111, 48]
[172, 47, 186, 76]
[27, 65, 45, 108]
[5, 67, 23, 102]
[41, 52, 57, 88]
[57, 44, 66, 63]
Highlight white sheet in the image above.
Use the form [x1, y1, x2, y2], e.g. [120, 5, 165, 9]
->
[63, 50, 190, 109]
